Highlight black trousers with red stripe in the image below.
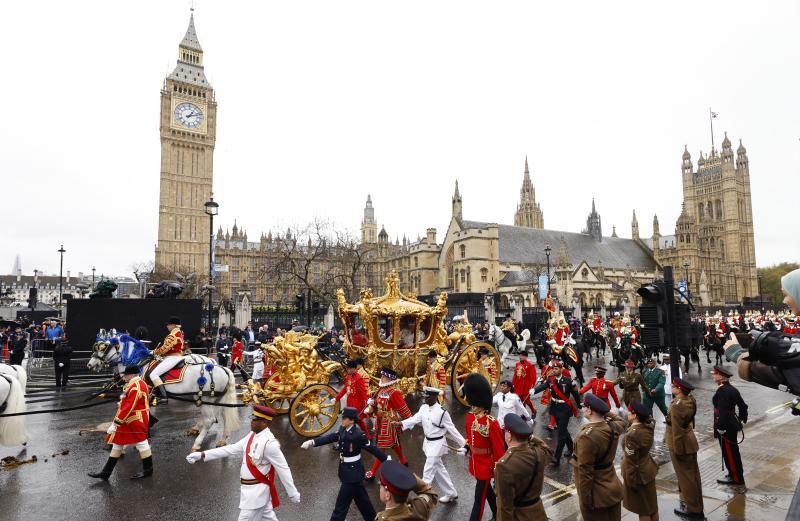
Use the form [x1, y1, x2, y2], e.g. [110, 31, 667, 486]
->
[469, 478, 497, 521]
[718, 434, 744, 483]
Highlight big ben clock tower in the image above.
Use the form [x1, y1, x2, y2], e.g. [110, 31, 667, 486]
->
[155, 12, 216, 274]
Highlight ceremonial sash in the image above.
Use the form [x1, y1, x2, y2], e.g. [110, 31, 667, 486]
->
[549, 377, 577, 415]
[245, 433, 280, 509]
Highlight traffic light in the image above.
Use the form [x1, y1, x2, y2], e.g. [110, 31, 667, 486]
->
[312, 300, 321, 315]
[295, 294, 304, 312]
[637, 277, 690, 350]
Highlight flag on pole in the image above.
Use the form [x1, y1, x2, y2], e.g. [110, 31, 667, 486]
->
[711, 111, 718, 118]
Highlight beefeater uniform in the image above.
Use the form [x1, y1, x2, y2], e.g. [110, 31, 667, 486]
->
[570, 413, 625, 521]
[580, 376, 620, 409]
[713, 379, 748, 485]
[512, 357, 537, 414]
[202, 426, 300, 521]
[367, 383, 412, 476]
[400, 400, 465, 500]
[336, 371, 370, 435]
[465, 411, 505, 521]
[666, 390, 704, 516]
[149, 326, 184, 389]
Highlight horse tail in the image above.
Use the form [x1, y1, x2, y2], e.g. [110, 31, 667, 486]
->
[0, 373, 28, 446]
[521, 329, 531, 341]
[220, 367, 241, 433]
[12, 364, 27, 393]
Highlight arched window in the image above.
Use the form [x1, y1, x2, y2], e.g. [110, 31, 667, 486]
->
[715, 199, 723, 220]
[466, 266, 471, 291]
[460, 269, 466, 284]
[480, 267, 488, 283]
[710, 237, 715, 248]
[581, 268, 589, 280]
[698, 203, 704, 221]
[720, 239, 726, 261]
[707, 201, 713, 220]
[459, 244, 466, 258]
[414, 256, 418, 267]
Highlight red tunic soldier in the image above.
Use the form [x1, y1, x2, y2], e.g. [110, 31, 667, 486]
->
[580, 366, 621, 409]
[365, 368, 412, 480]
[512, 350, 537, 415]
[89, 365, 153, 480]
[149, 316, 185, 404]
[460, 373, 505, 521]
[335, 360, 371, 436]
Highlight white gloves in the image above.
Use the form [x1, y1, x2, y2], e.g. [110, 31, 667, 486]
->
[618, 406, 626, 416]
[457, 447, 468, 456]
[289, 494, 301, 504]
[367, 398, 375, 406]
[301, 440, 314, 450]
[106, 423, 117, 434]
[386, 455, 392, 461]
[186, 452, 203, 464]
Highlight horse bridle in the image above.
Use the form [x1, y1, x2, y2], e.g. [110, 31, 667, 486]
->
[92, 343, 120, 368]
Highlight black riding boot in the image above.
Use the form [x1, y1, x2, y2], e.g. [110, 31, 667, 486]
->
[88, 456, 119, 480]
[131, 456, 153, 479]
[152, 385, 168, 405]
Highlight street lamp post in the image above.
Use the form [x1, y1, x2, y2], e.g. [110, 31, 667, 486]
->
[204, 196, 219, 333]
[57, 245, 66, 309]
[757, 274, 764, 314]
[544, 244, 552, 293]
[92, 266, 96, 290]
[682, 262, 690, 302]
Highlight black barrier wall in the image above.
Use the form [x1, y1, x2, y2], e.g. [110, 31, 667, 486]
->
[66, 299, 202, 349]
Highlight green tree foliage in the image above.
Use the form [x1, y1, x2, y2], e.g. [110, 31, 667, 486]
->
[757, 263, 800, 306]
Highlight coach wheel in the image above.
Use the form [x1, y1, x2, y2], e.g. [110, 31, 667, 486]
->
[450, 341, 501, 407]
[262, 373, 291, 413]
[289, 383, 340, 437]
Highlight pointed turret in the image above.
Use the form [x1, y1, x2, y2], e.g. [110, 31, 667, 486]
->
[180, 12, 203, 52]
[611, 225, 618, 238]
[584, 198, 602, 242]
[514, 156, 544, 228]
[361, 194, 377, 244]
[557, 235, 571, 267]
[652, 214, 661, 256]
[631, 210, 639, 240]
[736, 138, 749, 171]
[452, 180, 463, 221]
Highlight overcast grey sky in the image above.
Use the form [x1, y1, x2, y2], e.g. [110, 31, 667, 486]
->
[3, 1, 798, 278]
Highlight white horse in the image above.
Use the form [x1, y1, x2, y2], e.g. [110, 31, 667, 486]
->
[87, 344, 241, 451]
[0, 364, 29, 447]
[487, 324, 530, 368]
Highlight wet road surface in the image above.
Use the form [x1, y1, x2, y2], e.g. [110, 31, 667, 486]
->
[1, 351, 792, 521]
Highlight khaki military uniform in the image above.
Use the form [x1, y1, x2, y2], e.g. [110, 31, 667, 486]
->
[571, 414, 625, 521]
[494, 436, 551, 521]
[615, 372, 646, 406]
[621, 419, 658, 516]
[375, 477, 438, 521]
[666, 394, 704, 515]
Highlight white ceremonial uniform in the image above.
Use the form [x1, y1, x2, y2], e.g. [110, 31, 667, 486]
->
[400, 402, 465, 498]
[492, 391, 529, 429]
[244, 349, 265, 380]
[202, 428, 299, 521]
[661, 364, 682, 399]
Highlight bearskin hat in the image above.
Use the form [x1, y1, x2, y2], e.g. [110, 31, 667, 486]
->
[463, 373, 493, 411]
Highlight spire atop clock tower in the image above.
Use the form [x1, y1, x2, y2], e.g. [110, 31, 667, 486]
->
[155, 12, 218, 274]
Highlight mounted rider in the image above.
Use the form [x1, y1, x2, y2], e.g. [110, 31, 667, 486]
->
[500, 313, 520, 348]
[149, 316, 185, 405]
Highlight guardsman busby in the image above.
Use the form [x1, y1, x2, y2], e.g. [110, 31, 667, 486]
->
[459, 373, 505, 521]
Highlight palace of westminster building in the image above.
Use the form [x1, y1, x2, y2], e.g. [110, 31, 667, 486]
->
[154, 15, 758, 320]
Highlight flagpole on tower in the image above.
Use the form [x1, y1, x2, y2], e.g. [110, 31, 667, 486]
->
[709, 108, 718, 156]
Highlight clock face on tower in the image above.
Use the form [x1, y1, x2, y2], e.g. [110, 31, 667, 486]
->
[174, 102, 204, 129]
